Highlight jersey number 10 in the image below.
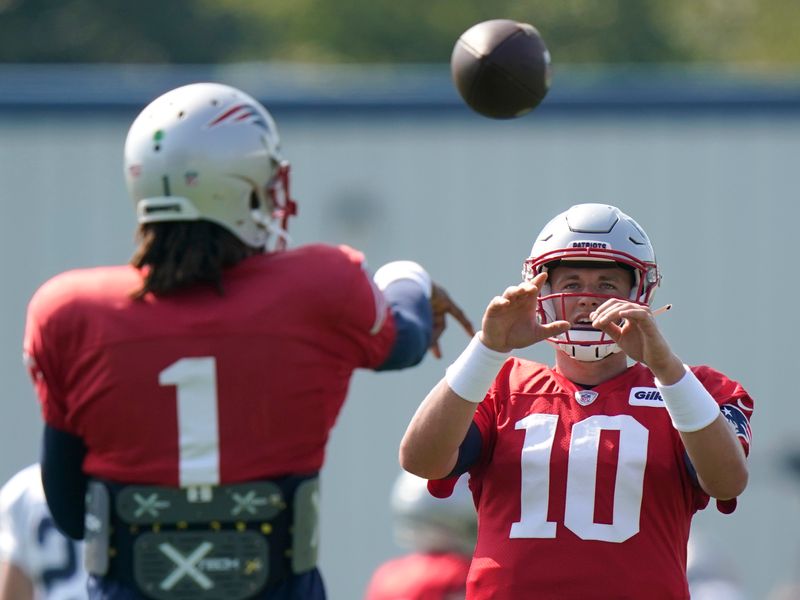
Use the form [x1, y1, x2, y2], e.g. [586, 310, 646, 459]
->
[510, 413, 648, 544]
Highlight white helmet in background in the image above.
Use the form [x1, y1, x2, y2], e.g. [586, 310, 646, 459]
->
[124, 82, 297, 250]
[391, 471, 476, 556]
[522, 203, 660, 362]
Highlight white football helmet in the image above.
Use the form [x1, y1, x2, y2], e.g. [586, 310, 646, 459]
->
[522, 203, 660, 362]
[390, 471, 476, 556]
[124, 82, 297, 250]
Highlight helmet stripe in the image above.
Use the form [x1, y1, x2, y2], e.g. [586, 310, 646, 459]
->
[208, 104, 271, 132]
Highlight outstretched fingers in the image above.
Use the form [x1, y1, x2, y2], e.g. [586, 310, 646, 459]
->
[591, 301, 659, 341]
[589, 300, 629, 339]
[444, 300, 475, 337]
[504, 274, 547, 303]
[541, 319, 571, 337]
[486, 281, 535, 314]
[481, 274, 553, 352]
[429, 284, 477, 359]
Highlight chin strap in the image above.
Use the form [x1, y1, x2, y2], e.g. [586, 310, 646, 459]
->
[263, 218, 293, 252]
[250, 210, 293, 252]
[551, 338, 621, 362]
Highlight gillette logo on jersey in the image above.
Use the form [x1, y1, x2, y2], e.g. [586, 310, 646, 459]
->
[569, 241, 610, 249]
[628, 387, 665, 407]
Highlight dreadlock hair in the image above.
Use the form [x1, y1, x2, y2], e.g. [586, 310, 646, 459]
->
[130, 221, 257, 299]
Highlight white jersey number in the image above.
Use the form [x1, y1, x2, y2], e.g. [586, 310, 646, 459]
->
[159, 357, 220, 487]
[510, 414, 648, 543]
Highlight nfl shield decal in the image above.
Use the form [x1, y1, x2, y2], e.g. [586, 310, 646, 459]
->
[575, 390, 598, 406]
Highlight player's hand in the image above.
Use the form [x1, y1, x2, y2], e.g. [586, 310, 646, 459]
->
[480, 272, 570, 353]
[429, 283, 475, 358]
[589, 299, 680, 374]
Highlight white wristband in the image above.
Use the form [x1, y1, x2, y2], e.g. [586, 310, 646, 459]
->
[445, 333, 510, 403]
[654, 365, 721, 432]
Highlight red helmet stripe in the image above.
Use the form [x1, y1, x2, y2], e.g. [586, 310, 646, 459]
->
[208, 104, 249, 127]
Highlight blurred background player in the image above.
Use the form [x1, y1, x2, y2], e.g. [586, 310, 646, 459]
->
[400, 203, 753, 599]
[365, 472, 476, 600]
[0, 464, 88, 600]
[23, 82, 473, 600]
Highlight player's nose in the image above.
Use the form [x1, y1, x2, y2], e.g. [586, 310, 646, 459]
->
[576, 293, 600, 307]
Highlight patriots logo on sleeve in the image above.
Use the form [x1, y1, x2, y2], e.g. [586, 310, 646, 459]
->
[721, 403, 752, 444]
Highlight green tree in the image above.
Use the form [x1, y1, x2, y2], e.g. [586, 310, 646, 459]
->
[1, 0, 799, 65]
[0, 0, 243, 62]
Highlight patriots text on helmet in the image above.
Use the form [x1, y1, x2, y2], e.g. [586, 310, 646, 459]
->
[569, 241, 610, 249]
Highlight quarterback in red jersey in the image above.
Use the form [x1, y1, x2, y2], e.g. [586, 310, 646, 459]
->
[23, 83, 473, 600]
[400, 204, 752, 599]
[365, 472, 475, 600]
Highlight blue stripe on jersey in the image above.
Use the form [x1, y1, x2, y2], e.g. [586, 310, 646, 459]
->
[450, 422, 483, 476]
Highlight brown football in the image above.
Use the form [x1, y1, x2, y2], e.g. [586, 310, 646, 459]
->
[451, 19, 551, 119]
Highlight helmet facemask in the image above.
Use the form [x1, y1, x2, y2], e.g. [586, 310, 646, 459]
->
[251, 160, 297, 252]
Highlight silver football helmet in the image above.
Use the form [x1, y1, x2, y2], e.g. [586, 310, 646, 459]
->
[522, 203, 660, 362]
[391, 471, 476, 556]
[124, 82, 297, 250]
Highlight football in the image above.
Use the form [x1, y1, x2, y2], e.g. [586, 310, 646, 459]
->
[451, 19, 551, 119]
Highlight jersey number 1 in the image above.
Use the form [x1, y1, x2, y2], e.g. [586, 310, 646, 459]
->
[159, 357, 220, 487]
[510, 413, 648, 543]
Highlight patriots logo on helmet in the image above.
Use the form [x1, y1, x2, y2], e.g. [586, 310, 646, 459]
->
[207, 104, 271, 133]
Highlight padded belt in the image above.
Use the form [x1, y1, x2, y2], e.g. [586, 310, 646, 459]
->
[116, 481, 286, 524]
[133, 531, 268, 600]
[84, 481, 111, 576]
[291, 478, 319, 574]
[84, 475, 319, 599]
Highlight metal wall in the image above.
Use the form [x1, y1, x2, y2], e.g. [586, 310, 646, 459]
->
[1, 91, 798, 598]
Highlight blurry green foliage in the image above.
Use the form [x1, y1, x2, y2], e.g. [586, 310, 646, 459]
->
[1, 0, 798, 65]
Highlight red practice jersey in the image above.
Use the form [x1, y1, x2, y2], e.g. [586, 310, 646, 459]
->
[24, 244, 395, 487]
[365, 552, 471, 600]
[432, 360, 753, 600]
